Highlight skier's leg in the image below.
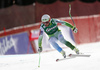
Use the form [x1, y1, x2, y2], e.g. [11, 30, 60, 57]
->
[58, 32, 75, 50]
[58, 32, 79, 54]
[49, 37, 62, 52]
[49, 37, 66, 58]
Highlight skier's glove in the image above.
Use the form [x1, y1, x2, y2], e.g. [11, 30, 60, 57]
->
[73, 27, 78, 33]
[38, 47, 42, 52]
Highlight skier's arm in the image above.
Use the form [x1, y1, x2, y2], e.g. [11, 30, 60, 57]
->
[55, 19, 78, 33]
[38, 29, 43, 52]
[38, 30, 43, 47]
[55, 19, 73, 28]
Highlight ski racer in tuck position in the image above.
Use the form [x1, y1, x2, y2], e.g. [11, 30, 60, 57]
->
[38, 14, 80, 58]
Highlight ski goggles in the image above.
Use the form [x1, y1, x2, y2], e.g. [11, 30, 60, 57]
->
[43, 21, 49, 24]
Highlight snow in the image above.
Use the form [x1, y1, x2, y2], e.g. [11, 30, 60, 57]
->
[0, 42, 100, 70]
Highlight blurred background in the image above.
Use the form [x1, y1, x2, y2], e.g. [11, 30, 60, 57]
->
[0, 0, 100, 55]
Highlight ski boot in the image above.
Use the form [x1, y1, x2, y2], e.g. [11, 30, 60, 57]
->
[60, 50, 66, 58]
[73, 48, 80, 54]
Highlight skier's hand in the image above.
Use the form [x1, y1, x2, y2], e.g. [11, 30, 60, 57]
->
[38, 47, 42, 52]
[73, 27, 78, 33]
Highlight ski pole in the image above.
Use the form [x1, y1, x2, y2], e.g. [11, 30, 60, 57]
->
[38, 52, 41, 67]
[69, 4, 77, 46]
[69, 4, 76, 27]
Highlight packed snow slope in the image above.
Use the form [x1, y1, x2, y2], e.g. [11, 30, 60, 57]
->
[0, 42, 100, 70]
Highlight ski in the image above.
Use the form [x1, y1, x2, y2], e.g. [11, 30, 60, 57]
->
[69, 54, 91, 57]
[56, 54, 76, 62]
[56, 57, 75, 62]
[56, 53, 91, 62]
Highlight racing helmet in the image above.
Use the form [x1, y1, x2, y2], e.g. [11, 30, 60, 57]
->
[41, 14, 51, 22]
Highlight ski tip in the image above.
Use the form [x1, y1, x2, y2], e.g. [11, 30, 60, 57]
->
[56, 59, 59, 62]
[69, 54, 72, 56]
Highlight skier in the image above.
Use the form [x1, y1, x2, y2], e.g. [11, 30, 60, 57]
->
[38, 14, 79, 58]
